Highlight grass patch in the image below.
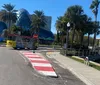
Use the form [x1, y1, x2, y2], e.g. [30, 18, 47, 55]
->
[71, 56, 100, 71]
[89, 62, 100, 70]
[71, 56, 84, 63]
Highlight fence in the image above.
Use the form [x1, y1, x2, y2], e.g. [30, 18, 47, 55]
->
[60, 48, 99, 56]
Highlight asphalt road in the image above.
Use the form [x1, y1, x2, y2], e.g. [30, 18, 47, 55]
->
[0, 47, 86, 85]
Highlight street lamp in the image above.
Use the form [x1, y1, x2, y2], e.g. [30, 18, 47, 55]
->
[67, 22, 70, 28]
[66, 22, 70, 55]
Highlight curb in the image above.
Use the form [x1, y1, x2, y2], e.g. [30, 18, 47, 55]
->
[19, 51, 57, 77]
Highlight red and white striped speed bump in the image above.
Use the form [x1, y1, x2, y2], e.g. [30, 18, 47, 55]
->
[20, 51, 57, 77]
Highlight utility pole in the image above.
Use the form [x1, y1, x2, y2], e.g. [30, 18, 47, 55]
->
[66, 22, 70, 56]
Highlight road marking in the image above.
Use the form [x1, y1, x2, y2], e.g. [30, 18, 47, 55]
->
[32, 63, 52, 67]
[59, 74, 67, 85]
[16, 51, 28, 63]
[34, 66, 54, 71]
[26, 56, 42, 58]
[30, 60, 49, 63]
[53, 60, 66, 69]
[20, 51, 57, 77]
[29, 58, 46, 61]
[25, 55, 40, 57]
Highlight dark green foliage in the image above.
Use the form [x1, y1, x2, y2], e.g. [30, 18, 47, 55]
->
[90, 0, 100, 46]
[31, 10, 46, 35]
[10, 25, 22, 34]
[10, 25, 31, 36]
[22, 30, 31, 36]
[55, 5, 100, 50]
[0, 3, 17, 29]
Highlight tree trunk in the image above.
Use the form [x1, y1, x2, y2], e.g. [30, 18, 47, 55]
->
[57, 30, 60, 43]
[71, 24, 75, 48]
[93, 15, 97, 47]
[88, 33, 90, 46]
[93, 32, 96, 47]
[80, 32, 84, 49]
[37, 27, 39, 46]
[81, 33, 84, 46]
[65, 28, 69, 55]
[8, 13, 9, 28]
[8, 12, 11, 32]
[61, 35, 64, 47]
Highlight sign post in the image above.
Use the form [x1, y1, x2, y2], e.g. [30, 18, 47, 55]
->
[33, 34, 38, 51]
[33, 34, 38, 39]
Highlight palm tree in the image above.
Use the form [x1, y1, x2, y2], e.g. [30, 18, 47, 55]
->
[56, 16, 69, 46]
[31, 10, 46, 45]
[78, 14, 88, 48]
[56, 16, 64, 46]
[31, 10, 46, 35]
[90, 0, 100, 46]
[10, 25, 22, 34]
[64, 5, 84, 47]
[87, 21, 94, 46]
[0, 4, 17, 30]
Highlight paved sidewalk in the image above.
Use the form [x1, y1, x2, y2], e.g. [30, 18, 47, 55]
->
[46, 52, 100, 85]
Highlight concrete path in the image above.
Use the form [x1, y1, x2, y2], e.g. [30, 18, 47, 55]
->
[46, 52, 100, 85]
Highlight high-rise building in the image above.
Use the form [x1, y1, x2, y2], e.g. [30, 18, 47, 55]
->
[43, 16, 52, 31]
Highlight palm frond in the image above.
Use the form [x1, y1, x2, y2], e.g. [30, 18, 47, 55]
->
[2, 3, 15, 12]
[31, 10, 46, 33]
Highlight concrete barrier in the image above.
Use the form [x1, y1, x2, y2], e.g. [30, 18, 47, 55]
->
[6, 40, 16, 47]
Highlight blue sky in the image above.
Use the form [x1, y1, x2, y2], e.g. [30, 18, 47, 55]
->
[0, 0, 100, 38]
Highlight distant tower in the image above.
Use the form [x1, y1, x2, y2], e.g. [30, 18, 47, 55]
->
[42, 16, 52, 31]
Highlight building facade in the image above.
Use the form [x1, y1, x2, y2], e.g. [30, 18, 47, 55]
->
[43, 16, 52, 31]
[16, 9, 54, 42]
[0, 21, 7, 34]
[16, 9, 31, 30]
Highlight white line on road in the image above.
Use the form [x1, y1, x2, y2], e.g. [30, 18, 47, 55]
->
[29, 58, 46, 61]
[32, 63, 52, 67]
[16, 51, 28, 63]
[25, 55, 40, 57]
